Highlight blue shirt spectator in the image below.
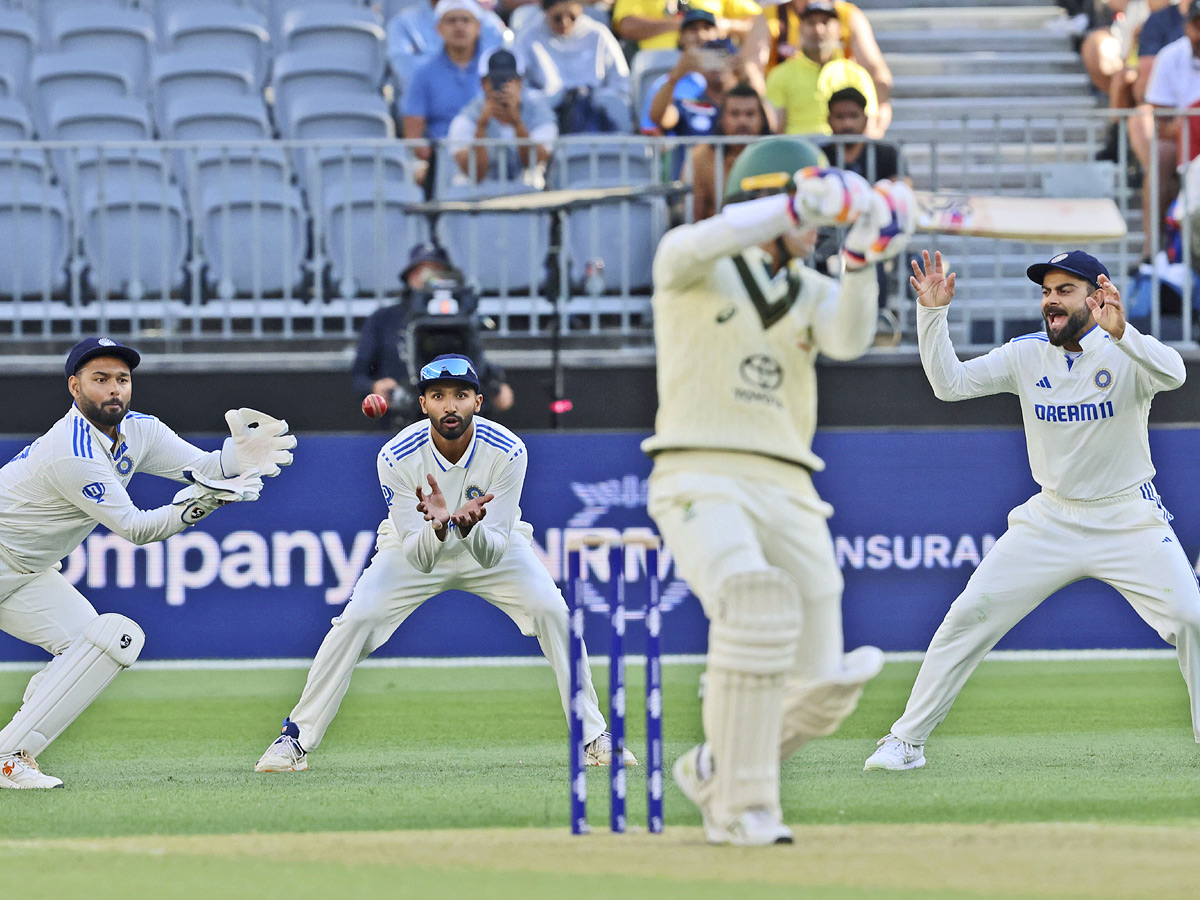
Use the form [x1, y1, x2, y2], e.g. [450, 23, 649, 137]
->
[388, 0, 506, 91]
[639, 72, 709, 134]
[1139, 2, 1185, 57]
[403, 44, 487, 139]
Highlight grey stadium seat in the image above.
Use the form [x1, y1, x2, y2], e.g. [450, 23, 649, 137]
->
[200, 179, 308, 298]
[151, 49, 257, 124]
[0, 177, 70, 296]
[0, 150, 52, 193]
[50, 4, 155, 96]
[165, 5, 270, 85]
[303, 144, 415, 201]
[47, 95, 152, 141]
[629, 49, 678, 117]
[270, 50, 380, 131]
[30, 51, 134, 134]
[267, 0, 364, 41]
[437, 181, 548, 295]
[286, 91, 393, 140]
[281, 4, 386, 85]
[0, 97, 35, 140]
[323, 180, 428, 298]
[0, 8, 37, 97]
[160, 94, 272, 141]
[35, 0, 125, 49]
[184, 145, 291, 195]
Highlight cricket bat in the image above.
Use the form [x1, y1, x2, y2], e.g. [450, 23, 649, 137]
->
[913, 191, 1128, 243]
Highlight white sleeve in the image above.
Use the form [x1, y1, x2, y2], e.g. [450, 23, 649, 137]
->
[459, 448, 527, 569]
[917, 305, 1016, 400]
[48, 457, 189, 544]
[445, 112, 474, 158]
[134, 418, 229, 482]
[378, 453, 449, 574]
[652, 194, 798, 292]
[1112, 323, 1187, 394]
[810, 267, 878, 361]
[1144, 50, 1177, 108]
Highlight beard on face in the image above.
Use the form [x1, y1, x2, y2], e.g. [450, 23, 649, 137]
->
[1043, 303, 1093, 347]
[432, 408, 473, 441]
[78, 393, 127, 428]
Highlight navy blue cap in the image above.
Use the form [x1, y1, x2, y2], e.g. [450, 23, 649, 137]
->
[65, 337, 140, 379]
[681, 7, 718, 29]
[799, 0, 837, 17]
[417, 354, 482, 392]
[401, 241, 452, 281]
[1026, 251, 1109, 288]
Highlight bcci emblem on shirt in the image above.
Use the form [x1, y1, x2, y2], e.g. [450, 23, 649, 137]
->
[465, 485, 485, 500]
[1094, 368, 1114, 390]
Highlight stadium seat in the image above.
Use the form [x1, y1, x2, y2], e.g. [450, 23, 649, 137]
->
[381, 0, 424, 21]
[34, 0, 125, 50]
[57, 148, 174, 217]
[0, 178, 70, 296]
[281, 4, 386, 85]
[270, 51, 381, 131]
[437, 181, 548, 295]
[266, 0, 364, 41]
[0, 150, 55, 198]
[78, 180, 188, 300]
[151, 49, 257, 125]
[184, 145, 291, 194]
[160, 94, 272, 141]
[0, 8, 37, 97]
[50, 5, 155, 96]
[629, 49, 678, 118]
[46, 95, 152, 141]
[286, 91, 393, 140]
[199, 179, 308, 298]
[303, 144, 415, 201]
[0, 97, 35, 140]
[30, 51, 134, 134]
[549, 142, 655, 188]
[323, 179, 428, 297]
[165, 5, 270, 86]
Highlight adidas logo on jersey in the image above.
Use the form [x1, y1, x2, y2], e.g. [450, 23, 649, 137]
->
[1035, 377, 1052, 389]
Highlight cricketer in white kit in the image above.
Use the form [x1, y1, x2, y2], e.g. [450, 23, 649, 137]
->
[0, 337, 294, 788]
[255, 354, 625, 773]
[866, 250, 1200, 772]
[644, 136, 916, 844]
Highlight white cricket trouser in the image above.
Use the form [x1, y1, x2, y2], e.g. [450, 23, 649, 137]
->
[288, 529, 607, 751]
[892, 487, 1200, 745]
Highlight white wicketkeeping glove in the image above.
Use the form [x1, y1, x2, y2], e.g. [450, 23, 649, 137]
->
[842, 179, 917, 271]
[172, 468, 263, 525]
[222, 408, 297, 478]
[790, 166, 875, 227]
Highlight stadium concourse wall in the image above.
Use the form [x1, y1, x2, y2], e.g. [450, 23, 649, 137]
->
[2, 357, 1200, 661]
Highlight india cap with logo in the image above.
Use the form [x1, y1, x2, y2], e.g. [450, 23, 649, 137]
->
[416, 353, 482, 392]
[64, 337, 141, 379]
[1026, 250, 1109, 289]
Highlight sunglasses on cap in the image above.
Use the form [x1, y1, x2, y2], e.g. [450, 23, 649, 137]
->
[419, 358, 478, 381]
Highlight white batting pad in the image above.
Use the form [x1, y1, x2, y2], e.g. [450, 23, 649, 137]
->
[0, 614, 144, 757]
[779, 645, 885, 760]
[703, 569, 802, 825]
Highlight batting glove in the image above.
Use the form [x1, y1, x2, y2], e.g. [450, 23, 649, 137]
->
[842, 179, 916, 271]
[790, 167, 874, 227]
[223, 408, 296, 478]
[172, 468, 263, 525]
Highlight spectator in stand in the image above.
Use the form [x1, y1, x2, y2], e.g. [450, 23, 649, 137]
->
[1142, 3, 1200, 263]
[515, 0, 634, 133]
[645, 9, 739, 139]
[745, 0, 892, 135]
[613, 0, 762, 53]
[690, 83, 773, 220]
[388, 0, 506, 90]
[447, 48, 559, 183]
[764, 1, 876, 136]
[1080, 1, 1151, 97]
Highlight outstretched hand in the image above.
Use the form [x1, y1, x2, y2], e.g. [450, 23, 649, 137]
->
[910, 250, 956, 308]
[415, 474, 451, 534]
[451, 493, 495, 536]
[1088, 273, 1126, 340]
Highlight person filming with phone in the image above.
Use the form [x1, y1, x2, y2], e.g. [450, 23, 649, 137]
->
[646, 8, 744, 138]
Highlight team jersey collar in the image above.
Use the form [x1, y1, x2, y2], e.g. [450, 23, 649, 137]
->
[69, 403, 126, 456]
[426, 421, 479, 472]
[1076, 323, 1110, 353]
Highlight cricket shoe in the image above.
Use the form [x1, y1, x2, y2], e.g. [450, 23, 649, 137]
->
[584, 732, 638, 767]
[0, 750, 64, 788]
[254, 717, 308, 772]
[864, 734, 925, 771]
[673, 744, 793, 846]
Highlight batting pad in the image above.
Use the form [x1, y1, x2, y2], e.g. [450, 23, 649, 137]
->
[779, 645, 885, 760]
[704, 569, 802, 824]
[0, 614, 144, 757]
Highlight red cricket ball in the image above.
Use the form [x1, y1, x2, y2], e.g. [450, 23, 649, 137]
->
[362, 393, 388, 419]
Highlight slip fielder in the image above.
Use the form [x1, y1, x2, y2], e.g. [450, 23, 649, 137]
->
[255, 354, 629, 772]
[866, 250, 1200, 771]
[644, 136, 915, 844]
[0, 337, 293, 788]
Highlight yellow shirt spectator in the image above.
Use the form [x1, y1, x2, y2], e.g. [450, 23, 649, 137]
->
[613, 0, 763, 52]
[765, 53, 875, 135]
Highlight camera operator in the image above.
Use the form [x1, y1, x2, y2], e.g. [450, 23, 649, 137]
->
[352, 242, 514, 426]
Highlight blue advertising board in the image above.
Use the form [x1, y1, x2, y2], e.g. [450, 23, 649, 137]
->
[0, 427, 1198, 661]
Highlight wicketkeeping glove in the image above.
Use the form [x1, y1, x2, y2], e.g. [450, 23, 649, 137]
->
[842, 179, 916, 271]
[790, 166, 875, 227]
[223, 408, 296, 478]
[172, 468, 263, 525]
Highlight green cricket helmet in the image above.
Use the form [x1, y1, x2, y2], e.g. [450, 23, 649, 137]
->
[723, 137, 828, 205]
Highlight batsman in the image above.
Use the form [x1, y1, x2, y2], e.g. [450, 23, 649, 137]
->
[644, 137, 915, 844]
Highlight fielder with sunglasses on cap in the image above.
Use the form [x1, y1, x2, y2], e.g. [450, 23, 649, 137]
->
[0, 338, 292, 788]
[866, 249, 1200, 772]
[256, 354, 631, 773]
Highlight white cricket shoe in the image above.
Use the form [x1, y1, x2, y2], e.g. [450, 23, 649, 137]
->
[584, 731, 638, 767]
[674, 744, 793, 846]
[864, 734, 925, 771]
[0, 750, 64, 788]
[255, 734, 307, 773]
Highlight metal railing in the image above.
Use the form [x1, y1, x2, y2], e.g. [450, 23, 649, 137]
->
[0, 113, 1194, 353]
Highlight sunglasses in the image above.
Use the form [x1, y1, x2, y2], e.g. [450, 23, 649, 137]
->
[420, 358, 477, 381]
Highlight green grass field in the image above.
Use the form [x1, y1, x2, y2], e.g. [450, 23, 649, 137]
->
[2, 657, 1198, 900]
